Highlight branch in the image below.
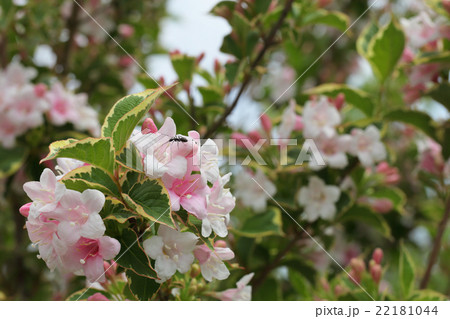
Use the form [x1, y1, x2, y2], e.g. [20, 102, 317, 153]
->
[420, 196, 450, 289]
[203, 0, 295, 139]
[252, 231, 303, 290]
[57, 2, 81, 75]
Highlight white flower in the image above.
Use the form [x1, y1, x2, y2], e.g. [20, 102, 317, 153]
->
[303, 96, 341, 139]
[401, 12, 441, 49]
[143, 226, 198, 282]
[310, 133, 351, 170]
[194, 244, 235, 282]
[348, 125, 386, 167]
[198, 138, 220, 183]
[215, 273, 254, 301]
[202, 173, 235, 238]
[297, 176, 340, 222]
[55, 158, 85, 179]
[278, 99, 297, 140]
[235, 169, 276, 212]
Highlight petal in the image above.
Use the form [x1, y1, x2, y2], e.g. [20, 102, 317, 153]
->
[155, 255, 177, 281]
[84, 255, 105, 283]
[99, 236, 121, 260]
[165, 156, 187, 179]
[181, 195, 207, 219]
[215, 247, 235, 261]
[143, 236, 164, 259]
[57, 221, 81, 245]
[81, 189, 105, 214]
[80, 213, 106, 239]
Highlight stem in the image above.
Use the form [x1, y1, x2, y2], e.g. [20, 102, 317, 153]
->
[203, 0, 295, 139]
[57, 2, 80, 75]
[0, 31, 7, 68]
[252, 231, 303, 290]
[419, 196, 450, 289]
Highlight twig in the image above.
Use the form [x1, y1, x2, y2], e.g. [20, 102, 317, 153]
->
[0, 31, 7, 69]
[420, 196, 450, 289]
[203, 0, 295, 139]
[57, 2, 81, 75]
[252, 231, 303, 290]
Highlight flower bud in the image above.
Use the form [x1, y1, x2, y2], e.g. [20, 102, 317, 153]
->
[231, 132, 251, 148]
[19, 202, 32, 218]
[119, 56, 133, 68]
[371, 198, 393, 214]
[370, 263, 382, 284]
[334, 285, 344, 296]
[334, 93, 345, 111]
[294, 115, 303, 131]
[260, 114, 272, 134]
[247, 130, 262, 144]
[196, 52, 205, 65]
[350, 258, 365, 274]
[87, 293, 109, 301]
[142, 118, 158, 134]
[190, 263, 201, 278]
[214, 59, 221, 73]
[118, 24, 134, 38]
[372, 248, 383, 264]
[214, 240, 228, 248]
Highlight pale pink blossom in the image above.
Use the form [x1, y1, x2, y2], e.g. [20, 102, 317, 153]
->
[61, 236, 120, 283]
[202, 173, 235, 237]
[278, 99, 297, 140]
[215, 273, 254, 301]
[0, 61, 37, 87]
[143, 226, 198, 282]
[162, 164, 209, 219]
[54, 189, 106, 245]
[131, 117, 198, 179]
[234, 169, 276, 212]
[45, 82, 81, 126]
[194, 243, 234, 281]
[376, 162, 400, 185]
[348, 125, 386, 167]
[407, 64, 439, 87]
[303, 96, 341, 138]
[401, 12, 441, 49]
[55, 158, 86, 179]
[417, 138, 444, 174]
[297, 176, 340, 222]
[310, 133, 351, 170]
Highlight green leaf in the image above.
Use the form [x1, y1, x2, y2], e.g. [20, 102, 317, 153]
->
[0, 145, 27, 178]
[115, 228, 157, 279]
[384, 110, 437, 140]
[426, 82, 450, 112]
[101, 197, 136, 223]
[338, 205, 392, 239]
[170, 53, 196, 83]
[304, 83, 375, 116]
[254, 0, 272, 14]
[414, 51, 450, 65]
[115, 141, 144, 173]
[41, 137, 115, 174]
[399, 243, 415, 298]
[60, 165, 120, 197]
[126, 270, 160, 301]
[303, 9, 350, 32]
[289, 270, 313, 300]
[356, 22, 379, 58]
[364, 19, 405, 82]
[371, 187, 407, 213]
[101, 87, 170, 152]
[234, 207, 284, 238]
[125, 178, 175, 228]
[410, 289, 448, 301]
[198, 86, 224, 105]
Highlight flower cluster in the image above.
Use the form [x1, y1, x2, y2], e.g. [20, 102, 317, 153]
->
[20, 167, 120, 283]
[0, 62, 100, 148]
[131, 117, 237, 283]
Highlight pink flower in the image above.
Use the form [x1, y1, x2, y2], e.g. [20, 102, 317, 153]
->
[401, 12, 441, 49]
[23, 168, 66, 215]
[61, 236, 120, 283]
[162, 165, 209, 219]
[143, 226, 198, 282]
[215, 273, 254, 301]
[87, 293, 110, 301]
[55, 189, 106, 245]
[194, 243, 235, 281]
[418, 139, 444, 175]
[141, 117, 158, 134]
[45, 83, 80, 126]
[19, 202, 32, 218]
[202, 173, 235, 237]
[376, 162, 400, 185]
[131, 117, 198, 179]
[408, 64, 439, 87]
[348, 125, 386, 167]
[310, 133, 351, 170]
[303, 96, 341, 139]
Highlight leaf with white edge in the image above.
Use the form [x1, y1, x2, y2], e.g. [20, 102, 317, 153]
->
[399, 243, 415, 298]
[304, 83, 375, 116]
[303, 9, 350, 32]
[0, 145, 27, 178]
[384, 110, 437, 140]
[101, 87, 171, 152]
[61, 165, 120, 197]
[41, 137, 115, 174]
[125, 179, 175, 228]
[101, 197, 136, 223]
[116, 141, 144, 173]
[234, 207, 284, 238]
[366, 19, 405, 82]
[414, 51, 450, 65]
[126, 270, 160, 301]
[115, 228, 157, 279]
[338, 205, 392, 239]
[356, 21, 379, 58]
